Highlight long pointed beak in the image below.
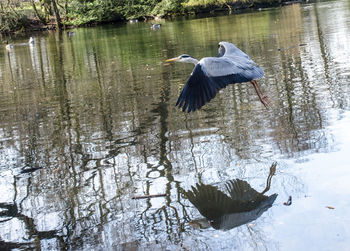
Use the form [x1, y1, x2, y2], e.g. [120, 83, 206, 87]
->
[165, 57, 179, 62]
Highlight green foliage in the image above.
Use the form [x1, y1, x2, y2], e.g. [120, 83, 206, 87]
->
[0, 0, 287, 32]
[66, 0, 161, 24]
[66, 0, 124, 25]
[123, 0, 157, 18]
[152, 0, 186, 16]
[0, 9, 29, 33]
[184, 0, 240, 7]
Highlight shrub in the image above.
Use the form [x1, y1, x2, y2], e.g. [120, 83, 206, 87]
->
[0, 9, 29, 33]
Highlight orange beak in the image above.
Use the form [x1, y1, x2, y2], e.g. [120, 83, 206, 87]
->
[165, 57, 180, 62]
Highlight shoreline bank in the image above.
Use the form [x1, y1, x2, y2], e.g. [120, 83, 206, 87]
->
[1, 0, 306, 36]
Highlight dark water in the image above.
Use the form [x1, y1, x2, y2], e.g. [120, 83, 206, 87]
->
[1, 0, 350, 249]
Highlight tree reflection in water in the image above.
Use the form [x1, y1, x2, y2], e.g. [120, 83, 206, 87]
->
[184, 163, 277, 230]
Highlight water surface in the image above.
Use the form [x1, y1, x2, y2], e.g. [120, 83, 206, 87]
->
[1, 0, 350, 249]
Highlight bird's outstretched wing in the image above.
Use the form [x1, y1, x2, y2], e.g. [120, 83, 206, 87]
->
[225, 179, 262, 202]
[184, 183, 236, 220]
[218, 41, 253, 61]
[176, 57, 263, 113]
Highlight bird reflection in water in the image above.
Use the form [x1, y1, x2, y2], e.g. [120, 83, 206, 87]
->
[183, 162, 277, 230]
[5, 37, 34, 52]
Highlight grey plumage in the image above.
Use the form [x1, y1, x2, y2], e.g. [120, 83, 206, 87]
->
[166, 41, 269, 112]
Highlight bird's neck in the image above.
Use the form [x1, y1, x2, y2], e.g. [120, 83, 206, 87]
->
[187, 58, 199, 65]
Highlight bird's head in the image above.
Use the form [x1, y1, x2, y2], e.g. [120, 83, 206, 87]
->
[165, 54, 198, 64]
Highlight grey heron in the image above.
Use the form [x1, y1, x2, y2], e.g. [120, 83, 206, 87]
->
[166, 41, 270, 112]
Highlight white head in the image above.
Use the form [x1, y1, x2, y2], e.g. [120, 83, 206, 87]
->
[165, 54, 199, 65]
[28, 37, 34, 44]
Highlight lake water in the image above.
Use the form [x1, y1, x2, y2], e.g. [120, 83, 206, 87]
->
[1, 0, 350, 250]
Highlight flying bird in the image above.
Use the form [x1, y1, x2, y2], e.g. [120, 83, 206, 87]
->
[166, 41, 270, 112]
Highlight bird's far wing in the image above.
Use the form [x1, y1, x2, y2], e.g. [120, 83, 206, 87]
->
[176, 57, 263, 113]
[203, 57, 264, 79]
[219, 41, 252, 60]
[225, 179, 262, 202]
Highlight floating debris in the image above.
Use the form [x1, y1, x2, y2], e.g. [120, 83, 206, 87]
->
[278, 43, 307, 51]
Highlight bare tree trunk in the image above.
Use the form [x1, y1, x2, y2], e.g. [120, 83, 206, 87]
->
[31, 0, 47, 24]
[51, 0, 63, 30]
[55, 0, 69, 21]
[7, 0, 20, 17]
[65, 0, 68, 20]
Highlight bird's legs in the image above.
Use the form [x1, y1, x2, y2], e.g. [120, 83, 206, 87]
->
[250, 80, 270, 108]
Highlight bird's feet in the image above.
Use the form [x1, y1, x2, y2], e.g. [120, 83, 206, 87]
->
[250, 80, 271, 109]
[261, 95, 271, 108]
